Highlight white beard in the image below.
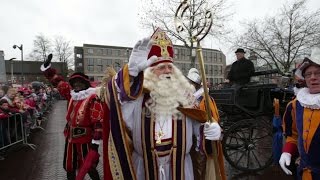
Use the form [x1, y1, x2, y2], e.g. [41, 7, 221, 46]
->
[143, 65, 195, 120]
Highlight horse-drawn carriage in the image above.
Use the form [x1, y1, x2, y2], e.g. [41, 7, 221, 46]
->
[210, 70, 294, 172]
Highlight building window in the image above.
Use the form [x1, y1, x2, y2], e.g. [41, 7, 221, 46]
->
[214, 65, 218, 75]
[97, 49, 103, 55]
[218, 54, 222, 63]
[116, 50, 121, 56]
[174, 49, 179, 58]
[88, 58, 94, 65]
[97, 65, 103, 72]
[103, 49, 107, 55]
[96, 59, 102, 65]
[181, 49, 186, 57]
[107, 49, 112, 55]
[88, 48, 93, 54]
[76, 54, 82, 58]
[203, 51, 207, 59]
[87, 66, 94, 72]
[209, 65, 213, 74]
[219, 66, 223, 75]
[208, 51, 212, 59]
[102, 59, 108, 66]
[105, 59, 112, 66]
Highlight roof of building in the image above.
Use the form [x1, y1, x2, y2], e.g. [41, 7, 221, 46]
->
[5, 60, 65, 74]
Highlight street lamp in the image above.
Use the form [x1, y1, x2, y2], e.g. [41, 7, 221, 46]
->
[13, 44, 24, 86]
[8, 58, 16, 84]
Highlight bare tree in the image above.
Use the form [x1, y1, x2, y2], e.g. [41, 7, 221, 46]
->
[234, 0, 320, 73]
[53, 36, 74, 77]
[139, 0, 232, 67]
[30, 34, 52, 61]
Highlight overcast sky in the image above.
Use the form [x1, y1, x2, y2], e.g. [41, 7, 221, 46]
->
[0, 0, 319, 65]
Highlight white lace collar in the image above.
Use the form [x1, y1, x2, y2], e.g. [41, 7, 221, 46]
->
[296, 87, 320, 109]
[70, 88, 96, 100]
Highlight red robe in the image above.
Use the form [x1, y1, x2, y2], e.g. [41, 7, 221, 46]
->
[43, 67, 111, 179]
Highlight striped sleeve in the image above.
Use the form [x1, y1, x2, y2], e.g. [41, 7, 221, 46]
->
[115, 64, 144, 102]
[282, 100, 298, 155]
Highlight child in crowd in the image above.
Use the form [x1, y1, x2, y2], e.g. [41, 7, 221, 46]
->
[0, 99, 12, 159]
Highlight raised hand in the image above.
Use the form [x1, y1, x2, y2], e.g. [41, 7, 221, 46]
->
[128, 37, 157, 76]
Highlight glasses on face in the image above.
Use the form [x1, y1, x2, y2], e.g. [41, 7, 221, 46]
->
[304, 71, 320, 79]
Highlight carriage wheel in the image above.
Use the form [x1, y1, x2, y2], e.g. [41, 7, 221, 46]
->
[222, 118, 273, 172]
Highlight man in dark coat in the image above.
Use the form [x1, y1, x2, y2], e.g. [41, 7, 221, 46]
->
[227, 48, 255, 85]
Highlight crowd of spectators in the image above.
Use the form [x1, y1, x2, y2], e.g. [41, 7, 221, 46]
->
[0, 83, 59, 160]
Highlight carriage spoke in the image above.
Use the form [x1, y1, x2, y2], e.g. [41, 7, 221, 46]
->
[248, 125, 253, 136]
[235, 150, 246, 166]
[251, 150, 262, 167]
[247, 150, 251, 168]
[227, 150, 238, 156]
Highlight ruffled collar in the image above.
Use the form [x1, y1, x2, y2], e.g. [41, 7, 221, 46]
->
[296, 87, 320, 109]
[70, 88, 96, 100]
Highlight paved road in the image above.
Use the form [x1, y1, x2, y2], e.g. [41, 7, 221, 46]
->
[0, 100, 294, 180]
[0, 100, 102, 180]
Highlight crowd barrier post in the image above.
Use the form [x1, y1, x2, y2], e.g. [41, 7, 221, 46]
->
[0, 114, 36, 151]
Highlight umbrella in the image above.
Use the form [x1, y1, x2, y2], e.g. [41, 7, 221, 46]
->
[272, 98, 283, 164]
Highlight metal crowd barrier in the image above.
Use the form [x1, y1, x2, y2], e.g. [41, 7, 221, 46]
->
[0, 94, 56, 156]
[0, 113, 36, 151]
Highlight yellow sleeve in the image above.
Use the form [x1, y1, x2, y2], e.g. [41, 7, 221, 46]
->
[199, 95, 220, 122]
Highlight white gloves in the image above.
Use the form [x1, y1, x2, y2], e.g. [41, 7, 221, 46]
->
[128, 37, 158, 77]
[203, 122, 221, 141]
[279, 152, 292, 175]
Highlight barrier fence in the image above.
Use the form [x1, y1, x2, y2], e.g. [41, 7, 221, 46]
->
[0, 96, 56, 155]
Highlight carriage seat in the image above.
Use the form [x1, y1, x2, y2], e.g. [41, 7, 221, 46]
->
[237, 84, 277, 112]
[237, 88, 261, 109]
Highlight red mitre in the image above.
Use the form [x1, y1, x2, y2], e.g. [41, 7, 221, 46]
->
[148, 28, 174, 66]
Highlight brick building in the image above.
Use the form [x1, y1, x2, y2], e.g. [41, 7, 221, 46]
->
[4, 60, 66, 85]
